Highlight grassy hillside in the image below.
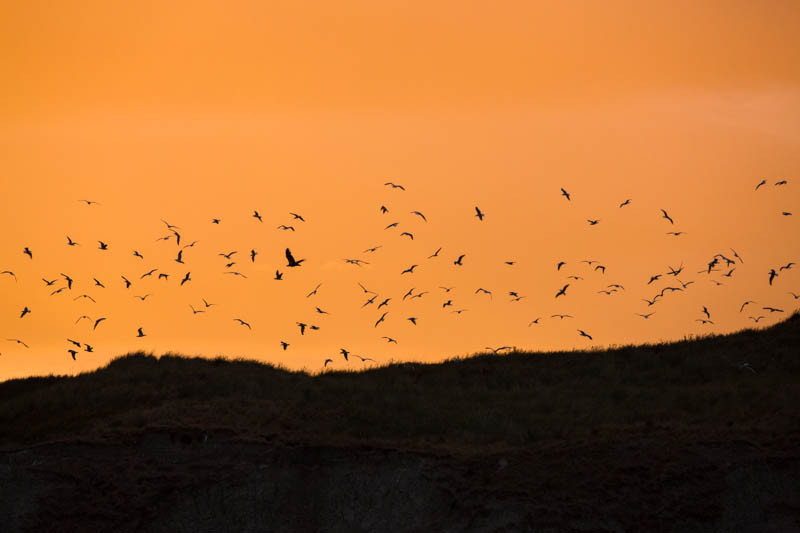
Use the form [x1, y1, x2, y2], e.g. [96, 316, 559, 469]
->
[1, 313, 798, 449]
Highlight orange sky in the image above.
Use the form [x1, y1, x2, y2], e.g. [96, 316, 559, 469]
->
[1, 1, 799, 380]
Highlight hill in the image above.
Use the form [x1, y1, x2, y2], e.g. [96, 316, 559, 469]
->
[1, 314, 799, 532]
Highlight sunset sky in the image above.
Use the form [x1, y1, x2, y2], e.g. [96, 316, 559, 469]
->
[1, 1, 798, 380]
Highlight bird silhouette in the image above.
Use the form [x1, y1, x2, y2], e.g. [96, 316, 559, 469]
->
[560, 188, 571, 201]
[740, 300, 756, 312]
[380, 205, 389, 214]
[384, 182, 405, 190]
[755, 179, 767, 190]
[475, 206, 485, 220]
[701, 306, 711, 319]
[281, 341, 290, 350]
[66, 236, 79, 246]
[297, 322, 307, 335]
[375, 312, 388, 327]
[557, 261, 566, 270]
[202, 298, 216, 308]
[775, 180, 788, 186]
[587, 219, 600, 225]
[485, 346, 511, 355]
[454, 254, 465, 266]
[175, 250, 184, 263]
[636, 313, 655, 319]
[407, 317, 418, 325]
[68, 349, 78, 361]
[307, 283, 322, 297]
[6, 338, 30, 348]
[749, 315, 766, 323]
[768, 269, 778, 285]
[577, 329, 593, 340]
[274, 270, 283, 280]
[528, 318, 541, 326]
[382, 336, 398, 343]
[411, 211, 427, 222]
[20, 307, 31, 319]
[324, 358, 333, 367]
[1, 271, 17, 282]
[428, 247, 442, 259]
[660, 209, 674, 224]
[290, 212, 305, 221]
[377, 298, 391, 309]
[551, 314, 573, 320]
[619, 199, 631, 208]
[189, 305, 204, 315]
[135, 294, 152, 301]
[140, 269, 158, 279]
[401, 265, 418, 275]
[136, 327, 146, 337]
[780, 262, 795, 271]
[763, 306, 784, 313]
[286, 248, 304, 267]
[253, 210, 263, 222]
[277, 225, 295, 231]
[98, 241, 109, 250]
[555, 284, 569, 298]
[23, 247, 32, 259]
[42, 277, 56, 286]
[234, 318, 252, 329]
[399, 231, 414, 240]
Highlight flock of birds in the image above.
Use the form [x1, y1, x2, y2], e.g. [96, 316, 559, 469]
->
[1, 179, 797, 370]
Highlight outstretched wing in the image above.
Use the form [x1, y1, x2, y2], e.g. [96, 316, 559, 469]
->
[285, 248, 295, 264]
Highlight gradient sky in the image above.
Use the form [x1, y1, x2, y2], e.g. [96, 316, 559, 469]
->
[1, 1, 799, 380]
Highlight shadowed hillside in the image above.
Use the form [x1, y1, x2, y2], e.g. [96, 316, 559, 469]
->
[1, 314, 799, 532]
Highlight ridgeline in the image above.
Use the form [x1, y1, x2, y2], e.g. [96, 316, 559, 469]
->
[1, 314, 798, 532]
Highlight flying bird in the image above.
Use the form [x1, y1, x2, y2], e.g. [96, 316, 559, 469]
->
[374, 312, 388, 327]
[289, 212, 305, 221]
[306, 283, 322, 297]
[281, 341, 290, 350]
[636, 313, 655, 319]
[619, 199, 631, 208]
[20, 307, 31, 319]
[136, 327, 146, 337]
[555, 284, 569, 298]
[384, 182, 405, 190]
[285, 248, 304, 267]
[180, 272, 191, 286]
[768, 269, 778, 285]
[474, 206, 484, 220]
[454, 254, 465, 266]
[401, 265, 418, 275]
[407, 317, 418, 325]
[577, 329, 593, 340]
[253, 210, 263, 222]
[23, 247, 32, 259]
[660, 209, 674, 224]
[411, 211, 427, 221]
[234, 318, 252, 329]
[1, 271, 17, 281]
[93, 317, 106, 330]
[274, 270, 283, 280]
[587, 219, 600, 225]
[98, 241, 109, 250]
[6, 338, 29, 348]
[560, 188, 571, 201]
[428, 247, 442, 259]
[755, 179, 767, 190]
[399, 232, 414, 240]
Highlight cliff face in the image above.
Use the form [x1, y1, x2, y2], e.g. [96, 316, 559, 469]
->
[2, 429, 798, 532]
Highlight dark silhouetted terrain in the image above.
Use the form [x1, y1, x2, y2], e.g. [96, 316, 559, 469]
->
[1, 314, 799, 532]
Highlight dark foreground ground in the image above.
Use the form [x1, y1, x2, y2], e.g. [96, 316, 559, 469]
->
[1, 314, 799, 532]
